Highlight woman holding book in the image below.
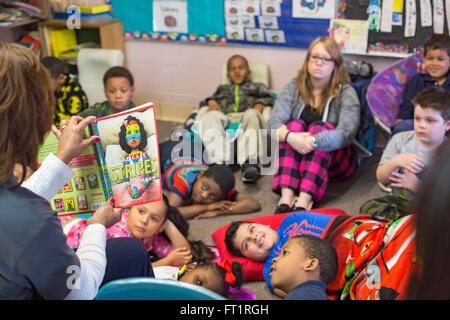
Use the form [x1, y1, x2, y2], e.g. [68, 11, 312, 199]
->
[0, 43, 153, 300]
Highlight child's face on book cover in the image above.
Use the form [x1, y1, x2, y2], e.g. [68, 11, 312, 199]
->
[424, 48, 450, 84]
[127, 202, 166, 239]
[105, 77, 135, 113]
[125, 123, 142, 148]
[227, 56, 250, 85]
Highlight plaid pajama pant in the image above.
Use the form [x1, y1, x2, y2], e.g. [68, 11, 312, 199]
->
[272, 119, 358, 202]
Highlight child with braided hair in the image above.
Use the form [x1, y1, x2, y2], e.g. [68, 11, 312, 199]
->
[153, 259, 255, 299]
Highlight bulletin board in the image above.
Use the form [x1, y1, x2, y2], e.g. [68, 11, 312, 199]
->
[107, 0, 450, 56]
[340, 0, 450, 56]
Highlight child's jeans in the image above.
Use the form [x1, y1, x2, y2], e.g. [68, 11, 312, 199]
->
[195, 106, 267, 165]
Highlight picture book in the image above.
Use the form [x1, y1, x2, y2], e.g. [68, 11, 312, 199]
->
[37, 102, 162, 216]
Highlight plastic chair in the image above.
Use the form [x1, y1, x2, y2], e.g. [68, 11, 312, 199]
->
[77, 48, 124, 105]
[221, 63, 270, 86]
[366, 53, 425, 136]
[221, 63, 273, 122]
[95, 277, 226, 300]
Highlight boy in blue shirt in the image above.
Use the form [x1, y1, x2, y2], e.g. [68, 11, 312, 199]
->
[269, 235, 337, 300]
[392, 34, 450, 135]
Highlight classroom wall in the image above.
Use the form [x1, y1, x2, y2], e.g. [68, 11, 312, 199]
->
[125, 39, 403, 122]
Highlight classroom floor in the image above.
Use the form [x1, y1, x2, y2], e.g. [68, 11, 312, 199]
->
[157, 120, 387, 300]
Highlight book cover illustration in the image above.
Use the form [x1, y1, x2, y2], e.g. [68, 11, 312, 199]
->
[92, 103, 162, 209]
[38, 130, 108, 216]
[37, 102, 161, 216]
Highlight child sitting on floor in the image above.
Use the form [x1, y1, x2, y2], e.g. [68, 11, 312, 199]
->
[159, 140, 260, 219]
[371, 87, 450, 220]
[153, 260, 255, 299]
[194, 54, 275, 182]
[269, 235, 338, 300]
[59, 196, 192, 267]
[41, 56, 89, 126]
[78, 66, 136, 118]
[392, 34, 450, 135]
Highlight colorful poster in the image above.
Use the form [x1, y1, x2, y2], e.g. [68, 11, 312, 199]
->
[94, 104, 161, 209]
[392, 0, 403, 26]
[153, 0, 188, 34]
[292, 0, 336, 19]
[329, 19, 369, 54]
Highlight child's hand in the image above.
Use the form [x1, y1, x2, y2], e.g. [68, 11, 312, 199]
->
[394, 153, 424, 174]
[389, 169, 421, 192]
[206, 200, 234, 213]
[253, 103, 265, 113]
[166, 247, 192, 266]
[195, 209, 224, 219]
[207, 99, 222, 112]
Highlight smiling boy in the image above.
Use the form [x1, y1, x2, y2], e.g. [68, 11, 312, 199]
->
[392, 34, 450, 135]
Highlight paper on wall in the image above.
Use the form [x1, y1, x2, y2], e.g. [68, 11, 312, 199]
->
[329, 19, 368, 54]
[420, 0, 432, 27]
[153, 0, 188, 34]
[404, 0, 417, 37]
[258, 15, 279, 29]
[292, 0, 336, 19]
[432, 0, 444, 34]
[265, 29, 285, 43]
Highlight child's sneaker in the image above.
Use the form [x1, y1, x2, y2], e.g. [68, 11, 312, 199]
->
[241, 163, 260, 183]
[274, 203, 292, 214]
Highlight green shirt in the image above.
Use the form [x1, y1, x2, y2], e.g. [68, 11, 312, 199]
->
[78, 100, 136, 118]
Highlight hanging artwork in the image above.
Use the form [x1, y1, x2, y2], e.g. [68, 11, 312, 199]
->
[153, 0, 188, 34]
[292, 0, 336, 19]
[329, 19, 369, 54]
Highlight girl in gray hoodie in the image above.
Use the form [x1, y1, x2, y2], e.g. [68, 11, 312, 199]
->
[267, 37, 360, 213]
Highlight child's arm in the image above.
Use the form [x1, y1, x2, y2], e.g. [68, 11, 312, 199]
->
[195, 193, 260, 219]
[151, 247, 192, 267]
[254, 83, 276, 108]
[168, 192, 209, 219]
[151, 220, 192, 267]
[162, 219, 190, 250]
[376, 153, 424, 185]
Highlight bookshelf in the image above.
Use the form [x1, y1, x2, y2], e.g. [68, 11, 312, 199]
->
[38, 19, 125, 62]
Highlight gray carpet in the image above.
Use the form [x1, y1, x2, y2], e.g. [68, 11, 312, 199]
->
[157, 120, 387, 300]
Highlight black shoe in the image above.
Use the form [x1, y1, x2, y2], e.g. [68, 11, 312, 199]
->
[241, 163, 260, 183]
[274, 203, 292, 214]
[292, 206, 306, 212]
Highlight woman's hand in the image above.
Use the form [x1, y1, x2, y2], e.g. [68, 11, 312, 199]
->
[287, 132, 315, 155]
[87, 199, 122, 229]
[52, 116, 100, 164]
